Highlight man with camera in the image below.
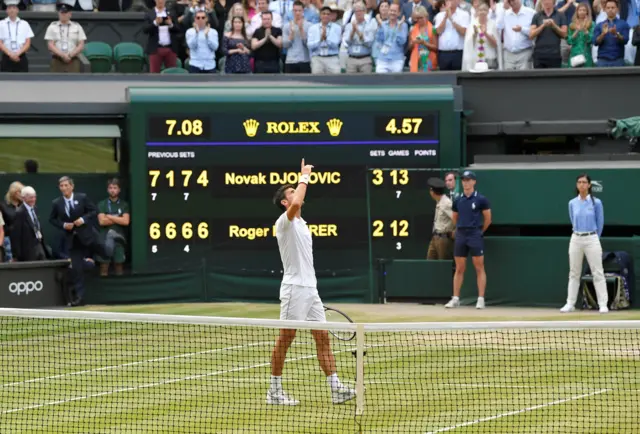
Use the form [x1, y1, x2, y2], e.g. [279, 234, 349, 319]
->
[144, 0, 181, 73]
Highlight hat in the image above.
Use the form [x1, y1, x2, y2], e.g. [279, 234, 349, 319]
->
[4, 0, 20, 7]
[58, 3, 72, 12]
[323, 1, 344, 16]
[427, 177, 446, 189]
[461, 170, 476, 180]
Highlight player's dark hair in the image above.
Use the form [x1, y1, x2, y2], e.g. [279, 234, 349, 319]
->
[605, 0, 618, 7]
[445, 171, 457, 180]
[575, 173, 595, 205]
[24, 159, 39, 174]
[273, 184, 296, 212]
[293, 0, 304, 7]
[107, 177, 121, 188]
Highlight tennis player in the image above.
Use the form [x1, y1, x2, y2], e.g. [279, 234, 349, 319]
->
[267, 158, 356, 406]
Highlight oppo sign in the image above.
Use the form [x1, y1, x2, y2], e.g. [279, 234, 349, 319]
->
[9, 281, 44, 295]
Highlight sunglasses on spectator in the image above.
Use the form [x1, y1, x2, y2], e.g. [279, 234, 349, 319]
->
[196, 15, 207, 19]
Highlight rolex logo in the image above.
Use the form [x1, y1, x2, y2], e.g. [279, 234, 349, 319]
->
[326, 118, 343, 137]
[243, 119, 260, 138]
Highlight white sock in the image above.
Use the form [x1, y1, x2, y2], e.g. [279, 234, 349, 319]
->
[477, 296, 484, 301]
[452, 296, 460, 301]
[270, 375, 282, 391]
[327, 373, 341, 390]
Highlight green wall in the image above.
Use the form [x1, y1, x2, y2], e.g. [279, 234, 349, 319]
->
[85, 268, 369, 305]
[473, 169, 640, 225]
[458, 237, 640, 306]
[374, 237, 639, 308]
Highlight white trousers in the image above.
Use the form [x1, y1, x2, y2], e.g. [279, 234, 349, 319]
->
[566, 234, 608, 308]
[375, 59, 404, 73]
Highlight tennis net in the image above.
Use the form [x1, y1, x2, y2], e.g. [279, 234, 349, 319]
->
[1, 308, 639, 433]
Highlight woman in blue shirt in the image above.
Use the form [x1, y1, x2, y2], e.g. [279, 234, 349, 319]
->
[561, 173, 608, 313]
[186, 11, 220, 73]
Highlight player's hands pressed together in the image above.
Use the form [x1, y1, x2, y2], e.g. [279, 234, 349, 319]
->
[63, 222, 74, 231]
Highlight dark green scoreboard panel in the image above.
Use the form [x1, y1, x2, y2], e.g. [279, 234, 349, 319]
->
[128, 86, 460, 276]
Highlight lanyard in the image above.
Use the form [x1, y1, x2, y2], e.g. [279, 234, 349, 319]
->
[384, 22, 398, 44]
[59, 23, 69, 41]
[7, 20, 19, 42]
[107, 199, 120, 214]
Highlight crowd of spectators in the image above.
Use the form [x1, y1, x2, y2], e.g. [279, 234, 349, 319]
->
[1, 0, 640, 72]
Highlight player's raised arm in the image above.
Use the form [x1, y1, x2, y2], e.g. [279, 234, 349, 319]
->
[286, 159, 314, 221]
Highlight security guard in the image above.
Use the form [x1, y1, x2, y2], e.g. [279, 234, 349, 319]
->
[445, 170, 492, 310]
[427, 177, 454, 260]
[43, 4, 87, 73]
[0, 0, 34, 72]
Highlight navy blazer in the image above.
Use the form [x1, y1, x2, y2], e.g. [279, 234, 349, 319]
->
[49, 193, 99, 249]
[402, 0, 434, 24]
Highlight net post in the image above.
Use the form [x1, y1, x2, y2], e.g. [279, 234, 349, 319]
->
[355, 323, 365, 416]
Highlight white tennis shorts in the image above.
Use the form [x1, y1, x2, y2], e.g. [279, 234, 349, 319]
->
[279, 284, 326, 322]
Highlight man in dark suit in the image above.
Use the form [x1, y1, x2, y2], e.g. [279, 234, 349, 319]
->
[10, 186, 49, 262]
[49, 176, 123, 306]
[402, 0, 434, 24]
[143, 0, 181, 73]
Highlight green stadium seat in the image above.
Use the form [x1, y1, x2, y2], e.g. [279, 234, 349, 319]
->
[113, 42, 145, 73]
[161, 58, 183, 71]
[184, 58, 190, 70]
[83, 42, 113, 73]
[161, 67, 190, 74]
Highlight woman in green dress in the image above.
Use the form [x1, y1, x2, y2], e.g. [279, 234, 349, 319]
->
[566, 3, 594, 68]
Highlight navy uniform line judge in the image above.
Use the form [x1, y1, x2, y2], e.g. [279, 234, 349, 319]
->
[0, 0, 34, 73]
[427, 177, 454, 260]
[445, 170, 491, 310]
[560, 173, 608, 314]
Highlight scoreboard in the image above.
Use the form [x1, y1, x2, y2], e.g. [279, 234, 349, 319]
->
[128, 86, 460, 275]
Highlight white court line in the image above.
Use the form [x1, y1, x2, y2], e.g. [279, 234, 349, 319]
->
[2, 348, 354, 414]
[424, 389, 610, 434]
[0, 341, 273, 389]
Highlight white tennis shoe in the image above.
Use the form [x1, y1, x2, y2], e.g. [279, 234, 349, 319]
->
[476, 297, 485, 309]
[332, 385, 356, 404]
[444, 298, 460, 308]
[560, 304, 575, 313]
[266, 389, 299, 406]
[599, 306, 609, 314]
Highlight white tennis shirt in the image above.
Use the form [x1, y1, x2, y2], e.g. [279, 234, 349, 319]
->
[275, 212, 317, 288]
